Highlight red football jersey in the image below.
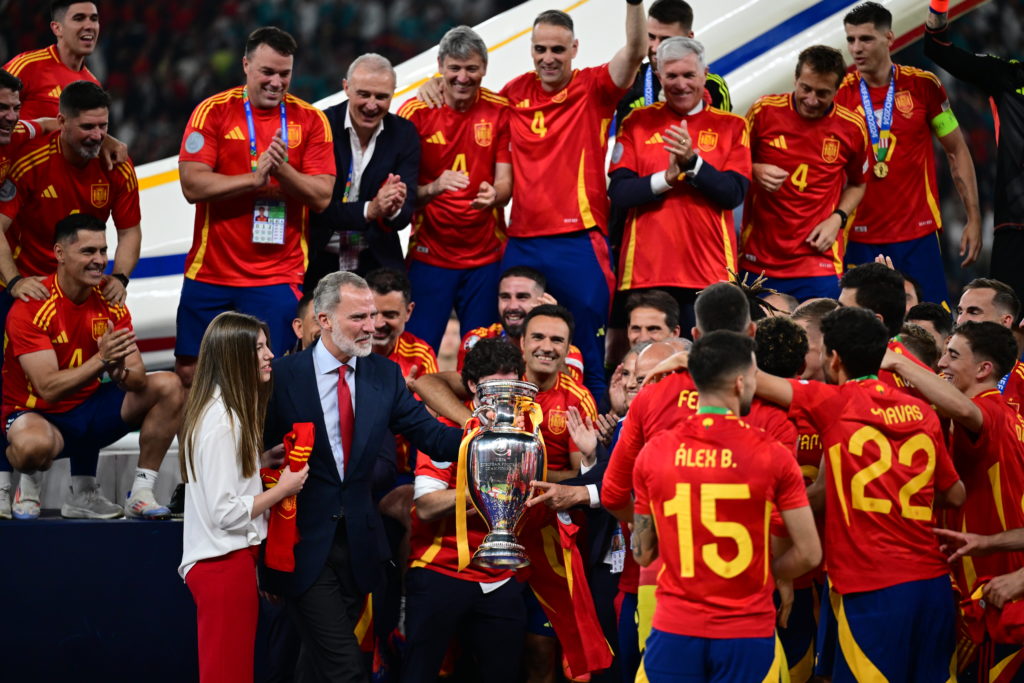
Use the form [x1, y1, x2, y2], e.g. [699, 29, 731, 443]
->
[397, 90, 511, 268]
[3, 46, 101, 121]
[535, 372, 598, 472]
[0, 120, 42, 187]
[879, 339, 932, 398]
[178, 87, 336, 287]
[388, 331, 439, 475]
[410, 454, 512, 584]
[741, 94, 869, 279]
[457, 323, 585, 385]
[500, 65, 625, 237]
[0, 131, 140, 278]
[788, 377, 958, 594]
[3, 273, 132, 419]
[1002, 360, 1024, 414]
[834, 65, 949, 245]
[946, 390, 1024, 595]
[603, 370, 797, 513]
[610, 103, 751, 290]
[793, 411, 826, 589]
[633, 412, 808, 638]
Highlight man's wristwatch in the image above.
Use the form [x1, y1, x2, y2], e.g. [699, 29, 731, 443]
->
[112, 273, 129, 287]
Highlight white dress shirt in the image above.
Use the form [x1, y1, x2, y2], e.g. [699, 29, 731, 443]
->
[179, 387, 266, 579]
[312, 338, 357, 481]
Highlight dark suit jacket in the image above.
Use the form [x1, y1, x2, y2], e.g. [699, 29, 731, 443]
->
[261, 347, 462, 597]
[561, 444, 617, 570]
[306, 103, 420, 288]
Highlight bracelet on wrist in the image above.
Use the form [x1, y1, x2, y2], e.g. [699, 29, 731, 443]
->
[112, 273, 129, 287]
[6, 275, 22, 292]
[626, 0, 644, 4]
[832, 208, 849, 226]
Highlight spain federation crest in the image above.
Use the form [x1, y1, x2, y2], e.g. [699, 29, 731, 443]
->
[697, 129, 718, 153]
[90, 183, 109, 208]
[474, 121, 493, 147]
[91, 316, 111, 340]
[287, 122, 302, 148]
[548, 409, 567, 435]
[895, 90, 914, 115]
[821, 137, 840, 164]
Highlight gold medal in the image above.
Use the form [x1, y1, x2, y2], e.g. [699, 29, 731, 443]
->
[873, 161, 889, 179]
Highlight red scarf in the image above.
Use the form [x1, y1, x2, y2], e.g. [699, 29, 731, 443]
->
[260, 422, 314, 572]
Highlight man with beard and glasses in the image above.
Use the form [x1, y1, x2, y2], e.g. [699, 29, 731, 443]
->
[261, 270, 462, 682]
[458, 265, 584, 383]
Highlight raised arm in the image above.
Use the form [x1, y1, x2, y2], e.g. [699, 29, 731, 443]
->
[607, 0, 647, 89]
[882, 350, 982, 431]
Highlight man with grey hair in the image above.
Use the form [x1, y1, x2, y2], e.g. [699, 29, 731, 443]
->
[608, 36, 752, 335]
[262, 268, 462, 682]
[396, 25, 513, 352]
[307, 53, 420, 289]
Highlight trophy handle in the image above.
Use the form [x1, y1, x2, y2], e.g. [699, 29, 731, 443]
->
[471, 405, 494, 428]
[524, 400, 544, 438]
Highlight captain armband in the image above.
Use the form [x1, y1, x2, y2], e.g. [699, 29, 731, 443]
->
[930, 108, 959, 138]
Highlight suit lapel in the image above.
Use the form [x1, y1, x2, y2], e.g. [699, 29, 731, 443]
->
[284, 349, 341, 486]
[349, 356, 383, 473]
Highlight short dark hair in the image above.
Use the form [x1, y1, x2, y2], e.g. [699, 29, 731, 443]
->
[245, 27, 298, 59]
[840, 263, 905, 337]
[755, 316, 808, 378]
[534, 10, 574, 33]
[55, 212, 105, 244]
[59, 80, 110, 118]
[906, 302, 953, 339]
[461, 338, 525, 392]
[500, 265, 546, 292]
[0, 69, 22, 93]
[951, 321, 1019, 380]
[843, 2, 892, 31]
[900, 270, 923, 307]
[792, 298, 840, 332]
[695, 282, 750, 333]
[963, 278, 1021, 324]
[51, 1, 91, 22]
[821, 307, 889, 379]
[795, 45, 846, 88]
[899, 323, 939, 370]
[648, 0, 693, 31]
[689, 330, 756, 394]
[365, 267, 411, 305]
[626, 290, 680, 331]
[295, 292, 315, 319]
[523, 304, 575, 344]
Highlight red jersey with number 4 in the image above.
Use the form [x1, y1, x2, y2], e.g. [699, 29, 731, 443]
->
[397, 90, 511, 268]
[387, 331, 439, 475]
[610, 103, 751, 290]
[0, 131, 140, 277]
[3, 46, 101, 121]
[835, 65, 950, 245]
[536, 372, 598, 472]
[947, 390, 1024, 595]
[457, 324, 585, 385]
[3, 274, 132, 420]
[1002, 361, 1024, 414]
[633, 413, 808, 638]
[410, 454, 513, 584]
[178, 87, 336, 287]
[787, 377, 958, 594]
[501, 65, 625, 237]
[741, 94, 869, 278]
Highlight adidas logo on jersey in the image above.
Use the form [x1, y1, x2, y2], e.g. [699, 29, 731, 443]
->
[768, 135, 788, 150]
[224, 126, 246, 140]
[645, 132, 664, 145]
[48, 86, 62, 99]
[41, 185, 58, 199]
[516, 99, 530, 108]
[426, 131, 447, 144]
[51, 331, 68, 344]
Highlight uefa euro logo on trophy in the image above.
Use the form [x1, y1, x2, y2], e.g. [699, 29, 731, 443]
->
[456, 379, 546, 569]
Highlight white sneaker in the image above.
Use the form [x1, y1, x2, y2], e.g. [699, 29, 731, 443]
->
[11, 482, 40, 520]
[125, 488, 171, 520]
[61, 487, 124, 519]
[0, 486, 11, 520]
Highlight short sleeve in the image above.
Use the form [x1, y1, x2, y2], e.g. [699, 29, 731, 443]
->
[299, 107, 337, 177]
[773, 444, 810, 511]
[6, 302, 52, 358]
[608, 110, 639, 175]
[495, 106, 512, 165]
[588, 64, 629, 109]
[930, 415, 960, 492]
[725, 116, 753, 180]
[843, 120, 870, 185]
[111, 160, 142, 230]
[179, 98, 223, 168]
[923, 73, 950, 123]
[632, 447, 651, 516]
[787, 379, 833, 432]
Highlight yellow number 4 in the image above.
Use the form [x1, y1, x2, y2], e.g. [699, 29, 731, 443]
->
[531, 111, 548, 138]
[790, 163, 809, 192]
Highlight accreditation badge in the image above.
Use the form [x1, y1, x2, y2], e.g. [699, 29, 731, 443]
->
[252, 199, 286, 244]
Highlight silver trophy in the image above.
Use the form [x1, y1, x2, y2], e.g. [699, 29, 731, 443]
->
[466, 379, 546, 569]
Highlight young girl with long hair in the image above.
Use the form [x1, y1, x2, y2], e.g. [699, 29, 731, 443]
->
[178, 312, 308, 682]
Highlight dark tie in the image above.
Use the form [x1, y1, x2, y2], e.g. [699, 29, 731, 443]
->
[337, 365, 354, 473]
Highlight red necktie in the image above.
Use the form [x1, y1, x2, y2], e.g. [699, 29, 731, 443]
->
[337, 365, 354, 473]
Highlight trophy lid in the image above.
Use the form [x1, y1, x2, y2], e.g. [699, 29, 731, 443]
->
[475, 378, 539, 402]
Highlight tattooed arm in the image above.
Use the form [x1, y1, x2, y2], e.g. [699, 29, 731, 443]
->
[631, 513, 659, 566]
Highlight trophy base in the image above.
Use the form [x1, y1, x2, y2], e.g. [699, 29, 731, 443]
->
[473, 535, 530, 569]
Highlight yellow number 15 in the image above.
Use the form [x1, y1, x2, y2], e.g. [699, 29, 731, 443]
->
[664, 482, 753, 579]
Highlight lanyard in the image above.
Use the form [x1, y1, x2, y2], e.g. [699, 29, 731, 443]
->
[852, 374, 880, 382]
[242, 88, 288, 172]
[643, 64, 655, 106]
[858, 66, 895, 163]
[342, 157, 354, 204]
[696, 406, 732, 415]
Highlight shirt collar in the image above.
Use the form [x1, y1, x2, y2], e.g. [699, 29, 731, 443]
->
[343, 105, 385, 139]
[313, 338, 357, 375]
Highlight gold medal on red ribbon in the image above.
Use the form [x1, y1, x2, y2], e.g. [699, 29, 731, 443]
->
[873, 161, 889, 179]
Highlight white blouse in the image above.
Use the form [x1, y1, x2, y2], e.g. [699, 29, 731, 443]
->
[178, 388, 267, 579]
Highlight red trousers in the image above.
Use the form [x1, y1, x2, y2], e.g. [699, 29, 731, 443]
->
[185, 545, 260, 683]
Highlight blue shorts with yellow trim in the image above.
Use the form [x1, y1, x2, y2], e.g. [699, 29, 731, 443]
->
[815, 576, 838, 678]
[637, 628, 786, 683]
[830, 574, 956, 683]
[776, 584, 819, 683]
[844, 233, 950, 311]
[744, 271, 840, 302]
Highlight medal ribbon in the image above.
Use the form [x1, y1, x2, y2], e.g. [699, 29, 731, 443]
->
[243, 88, 288, 172]
[858, 65, 895, 164]
[643, 64, 655, 105]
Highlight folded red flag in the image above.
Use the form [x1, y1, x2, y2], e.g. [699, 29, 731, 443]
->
[260, 422, 314, 572]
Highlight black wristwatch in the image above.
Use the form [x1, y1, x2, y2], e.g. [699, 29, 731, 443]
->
[112, 273, 129, 287]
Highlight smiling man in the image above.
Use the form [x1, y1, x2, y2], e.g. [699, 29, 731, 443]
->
[397, 26, 513, 353]
[740, 46, 869, 301]
[3, 1, 101, 121]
